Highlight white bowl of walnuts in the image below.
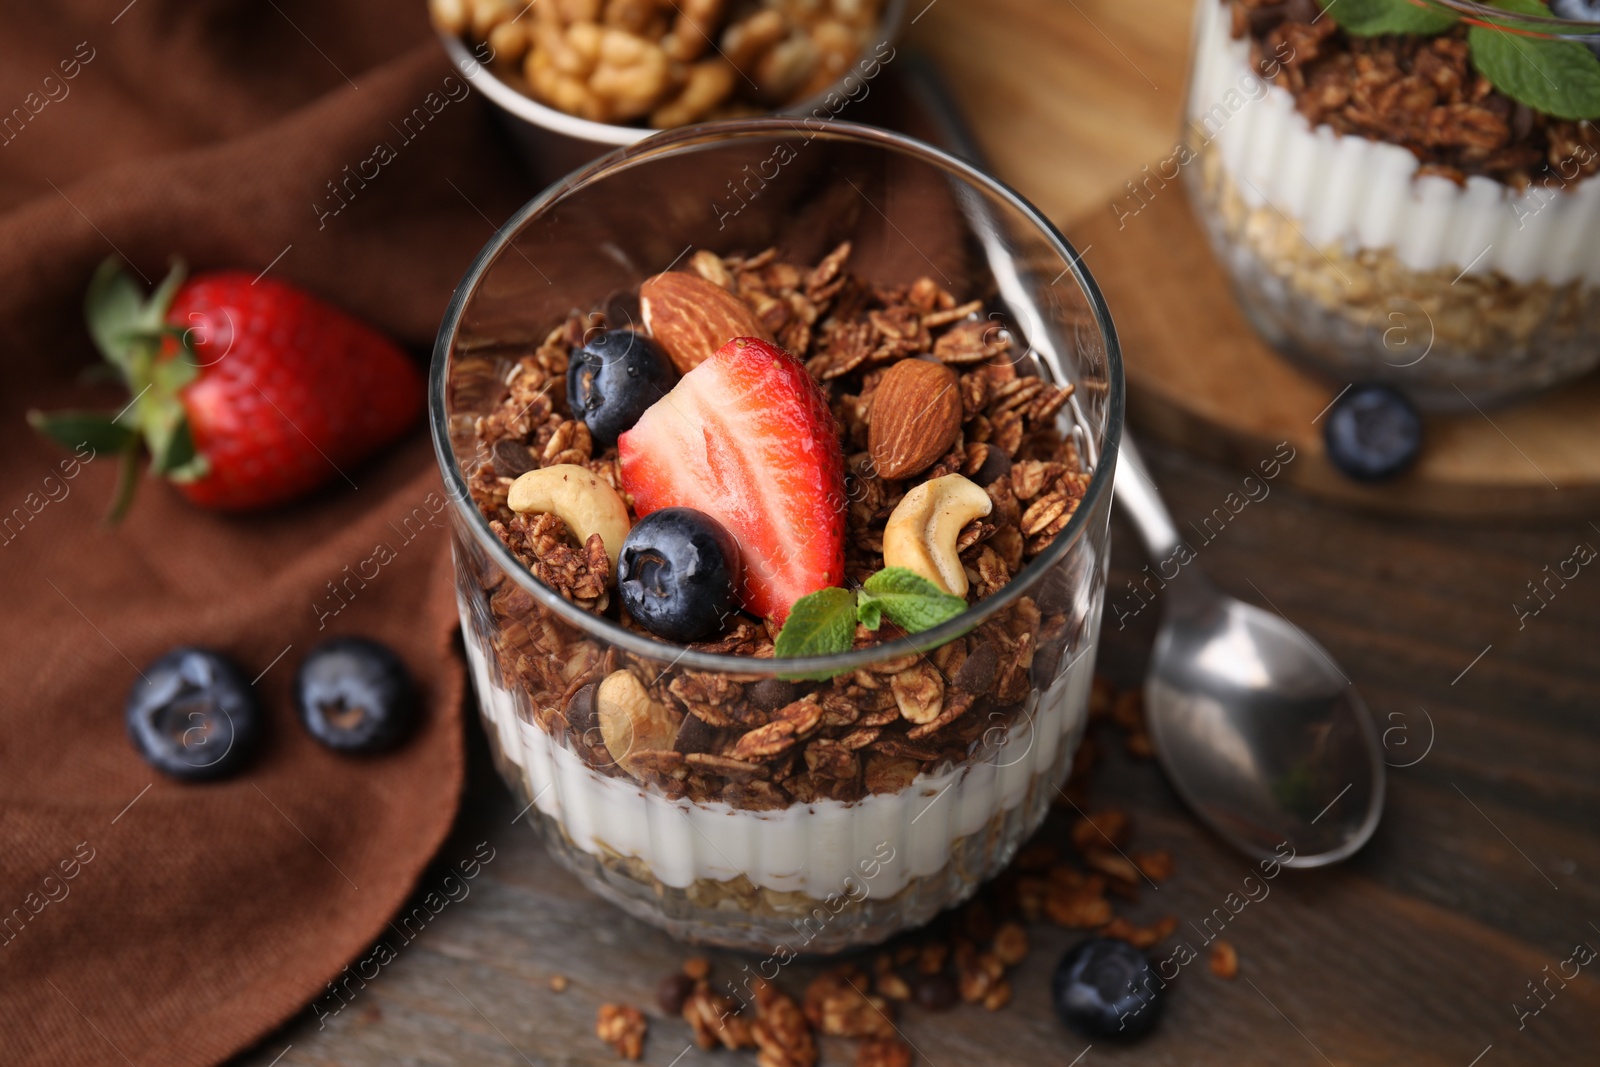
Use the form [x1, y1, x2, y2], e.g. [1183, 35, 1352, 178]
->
[430, 0, 904, 151]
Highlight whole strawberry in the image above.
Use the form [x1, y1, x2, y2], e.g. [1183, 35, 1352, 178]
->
[30, 258, 424, 516]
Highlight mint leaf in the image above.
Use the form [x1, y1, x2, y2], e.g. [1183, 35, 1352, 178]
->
[774, 587, 859, 661]
[1317, 0, 1458, 35]
[1470, 2, 1600, 118]
[857, 567, 969, 635]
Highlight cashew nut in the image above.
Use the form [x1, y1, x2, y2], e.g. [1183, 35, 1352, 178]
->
[881, 474, 993, 598]
[596, 669, 680, 776]
[507, 463, 631, 567]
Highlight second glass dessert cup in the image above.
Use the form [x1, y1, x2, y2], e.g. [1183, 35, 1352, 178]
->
[432, 120, 1123, 952]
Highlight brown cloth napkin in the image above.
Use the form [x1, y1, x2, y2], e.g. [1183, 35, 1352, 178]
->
[0, 2, 532, 1064]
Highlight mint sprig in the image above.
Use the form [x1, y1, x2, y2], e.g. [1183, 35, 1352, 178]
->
[1317, 0, 1460, 36]
[773, 567, 972, 677]
[1316, 0, 1600, 120]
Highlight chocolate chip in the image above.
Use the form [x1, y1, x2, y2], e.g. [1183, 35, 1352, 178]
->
[972, 445, 1012, 486]
[1034, 567, 1076, 616]
[492, 439, 537, 479]
[747, 678, 798, 712]
[674, 712, 718, 755]
[912, 972, 958, 1012]
[1247, 2, 1288, 34]
[953, 642, 998, 694]
[656, 972, 695, 1015]
[564, 683, 598, 739]
[1512, 103, 1535, 142]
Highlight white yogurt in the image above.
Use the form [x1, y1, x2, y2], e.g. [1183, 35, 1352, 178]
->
[1186, 0, 1600, 285]
[461, 627, 1094, 900]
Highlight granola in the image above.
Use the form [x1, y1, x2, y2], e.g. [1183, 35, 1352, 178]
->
[457, 241, 1087, 811]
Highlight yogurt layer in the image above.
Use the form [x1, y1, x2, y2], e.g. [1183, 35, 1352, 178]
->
[1186, 0, 1600, 286]
[463, 616, 1094, 900]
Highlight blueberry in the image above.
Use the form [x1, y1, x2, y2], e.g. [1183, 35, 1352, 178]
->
[566, 328, 677, 447]
[1051, 937, 1165, 1041]
[294, 637, 417, 753]
[617, 508, 741, 643]
[125, 647, 261, 781]
[1323, 383, 1422, 482]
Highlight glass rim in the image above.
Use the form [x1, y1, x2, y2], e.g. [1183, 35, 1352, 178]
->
[429, 118, 1125, 675]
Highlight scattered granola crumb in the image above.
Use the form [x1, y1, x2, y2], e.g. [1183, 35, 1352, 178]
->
[1210, 939, 1240, 980]
[804, 966, 896, 1039]
[754, 978, 818, 1067]
[1100, 915, 1180, 950]
[1131, 848, 1175, 883]
[549, 974, 569, 993]
[992, 921, 1028, 966]
[1071, 809, 1130, 852]
[981, 978, 1013, 1011]
[596, 1003, 647, 1061]
[856, 1037, 914, 1067]
[682, 956, 711, 981]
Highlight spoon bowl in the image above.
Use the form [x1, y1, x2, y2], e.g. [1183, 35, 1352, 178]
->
[1145, 581, 1385, 865]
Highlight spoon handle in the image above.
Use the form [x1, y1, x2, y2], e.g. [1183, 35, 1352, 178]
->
[1115, 434, 1184, 562]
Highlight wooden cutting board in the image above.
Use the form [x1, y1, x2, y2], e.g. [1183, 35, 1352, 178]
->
[1065, 185, 1600, 518]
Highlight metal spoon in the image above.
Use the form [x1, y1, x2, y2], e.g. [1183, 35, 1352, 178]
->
[1116, 438, 1385, 866]
[902, 55, 1385, 866]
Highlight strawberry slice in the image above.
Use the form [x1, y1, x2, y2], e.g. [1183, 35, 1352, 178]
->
[618, 337, 845, 627]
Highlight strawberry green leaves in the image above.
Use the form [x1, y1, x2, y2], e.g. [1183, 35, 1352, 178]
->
[1317, 0, 1600, 119]
[30, 257, 207, 521]
[773, 567, 972, 677]
[26, 410, 137, 455]
[1469, 0, 1600, 119]
[1317, 0, 1460, 36]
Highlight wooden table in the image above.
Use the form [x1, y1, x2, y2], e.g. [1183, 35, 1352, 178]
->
[236, 2, 1600, 1063]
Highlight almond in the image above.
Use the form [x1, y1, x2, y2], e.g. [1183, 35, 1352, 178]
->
[640, 271, 771, 374]
[869, 358, 962, 480]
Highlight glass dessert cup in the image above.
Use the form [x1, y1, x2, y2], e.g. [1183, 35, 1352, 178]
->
[1182, 0, 1600, 411]
[431, 120, 1122, 953]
